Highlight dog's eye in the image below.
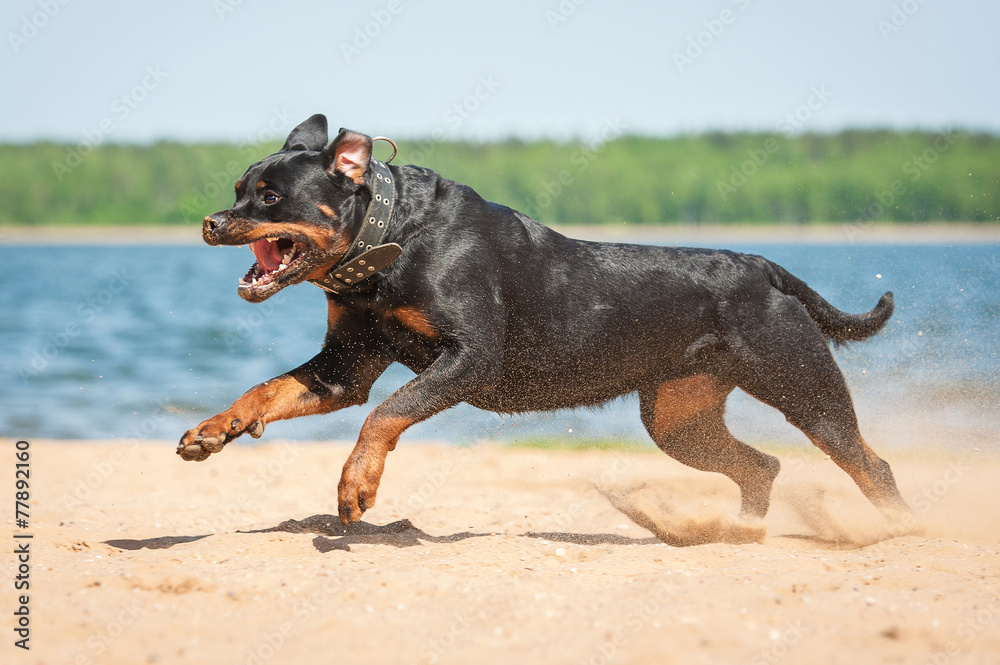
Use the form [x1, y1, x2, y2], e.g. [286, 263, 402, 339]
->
[263, 192, 280, 205]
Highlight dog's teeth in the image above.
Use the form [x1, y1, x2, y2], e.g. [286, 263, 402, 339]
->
[266, 237, 277, 242]
[282, 252, 293, 264]
[252, 277, 258, 286]
[239, 278, 248, 286]
[279, 263, 287, 270]
[238, 245, 243, 249]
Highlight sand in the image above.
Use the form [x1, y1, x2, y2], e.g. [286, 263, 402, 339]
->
[3, 438, 999, 665]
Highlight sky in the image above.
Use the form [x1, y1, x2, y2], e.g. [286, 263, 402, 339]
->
[2, 0, 999, 145]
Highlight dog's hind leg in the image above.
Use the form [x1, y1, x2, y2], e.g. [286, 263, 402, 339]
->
[730, 298, 912, 527]
[638, 376, 781, 518]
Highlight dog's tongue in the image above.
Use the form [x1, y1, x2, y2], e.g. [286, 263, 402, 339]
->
[250, 239, 283, 272]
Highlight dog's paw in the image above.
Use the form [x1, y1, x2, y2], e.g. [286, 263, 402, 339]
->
[176, 415, 263, 461]
[176, 423, 227, 461]
[337, 457, 382, 523]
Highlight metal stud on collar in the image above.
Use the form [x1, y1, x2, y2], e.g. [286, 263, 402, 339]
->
[310, 151, 400, 294]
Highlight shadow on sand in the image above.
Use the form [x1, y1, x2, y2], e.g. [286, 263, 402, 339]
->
[103, 534, 212, 550]
[238, 514, 493, 553]
[522, 531, 661, 546]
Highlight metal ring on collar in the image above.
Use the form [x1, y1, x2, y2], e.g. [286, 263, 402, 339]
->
[372, 136, 398, 164]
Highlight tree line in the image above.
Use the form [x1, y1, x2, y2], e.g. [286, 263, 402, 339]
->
[1, 129, 996, 226]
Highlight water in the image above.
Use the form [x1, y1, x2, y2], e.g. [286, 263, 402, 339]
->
[2, 240, 998, 452]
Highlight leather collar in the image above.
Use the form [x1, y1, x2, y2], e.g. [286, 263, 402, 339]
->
[311, 152, 402, 294]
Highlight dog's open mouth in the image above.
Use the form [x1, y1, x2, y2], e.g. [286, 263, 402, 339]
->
[238, 236, 310, 298]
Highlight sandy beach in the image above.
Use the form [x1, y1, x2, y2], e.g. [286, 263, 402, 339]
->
[3, 438, 998, 664]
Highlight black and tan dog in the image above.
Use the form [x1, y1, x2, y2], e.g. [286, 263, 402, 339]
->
[178, 114, 911, 529]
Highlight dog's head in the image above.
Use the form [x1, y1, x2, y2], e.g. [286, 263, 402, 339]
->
[203, 114, 376, 302]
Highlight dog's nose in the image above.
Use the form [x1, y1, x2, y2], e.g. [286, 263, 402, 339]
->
[204, 212, 226, 232]
[203, 212, 228, 244]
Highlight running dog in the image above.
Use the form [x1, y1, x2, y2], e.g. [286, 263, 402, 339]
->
[178, 114, 911, 529]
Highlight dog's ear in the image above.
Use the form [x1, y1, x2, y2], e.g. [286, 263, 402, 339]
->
[321, 128, 372, 184]
[281, 114, 329, 152]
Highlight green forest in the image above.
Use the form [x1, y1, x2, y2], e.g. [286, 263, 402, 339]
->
[1, 129, 997, 227]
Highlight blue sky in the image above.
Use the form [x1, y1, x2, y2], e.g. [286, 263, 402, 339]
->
[2, 0, 998, 144]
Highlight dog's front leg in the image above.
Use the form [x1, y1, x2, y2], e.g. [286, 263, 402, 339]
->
[177, 349, 388, 461]
[176, 373, 336, 461]
[337, 346, 500, 522]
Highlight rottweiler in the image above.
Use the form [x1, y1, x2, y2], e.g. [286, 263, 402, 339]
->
[178, 113, 911, 529]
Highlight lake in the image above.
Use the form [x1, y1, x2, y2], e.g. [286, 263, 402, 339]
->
[2, 237, 998, 452]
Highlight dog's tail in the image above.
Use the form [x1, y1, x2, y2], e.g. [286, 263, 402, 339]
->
[763, 261, 894, 344]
